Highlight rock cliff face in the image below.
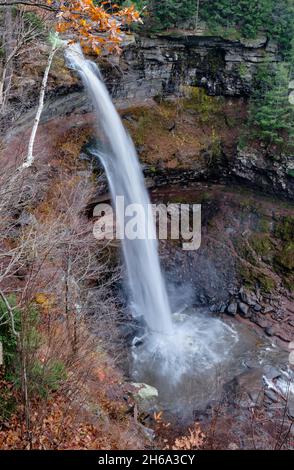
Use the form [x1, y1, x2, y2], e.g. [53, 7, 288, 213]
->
[5, 32, 279, 132]
[104, 33, 279, 100]
[4, 32, 293, 201]
[230, 149, 294, 200]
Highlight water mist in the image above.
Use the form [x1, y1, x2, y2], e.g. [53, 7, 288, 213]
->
[64, 43, 290, 423]
[66, 44, 173, 335]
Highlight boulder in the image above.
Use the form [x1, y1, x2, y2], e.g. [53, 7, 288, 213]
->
[265, 326, 275, 337]
[225, 368, 264, 407]
[227, 302, 238, 316]
[263, 365, 281, 381]
[130, 383, 159, 413]
[254, 304, 262, 312]
[264, 389, 279, 403]
[238, 302, 249, 317]
[235, 368, 264, 398]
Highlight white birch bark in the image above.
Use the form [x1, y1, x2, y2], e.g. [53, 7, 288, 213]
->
[21, 40, 58, 169]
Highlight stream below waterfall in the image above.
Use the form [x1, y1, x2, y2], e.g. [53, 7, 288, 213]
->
[131, 307, 288, 424]
[65, 45, 292, 429]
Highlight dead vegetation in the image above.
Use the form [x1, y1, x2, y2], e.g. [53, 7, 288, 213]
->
[122, 89, 247, 169]
[0, 158, 148, 449]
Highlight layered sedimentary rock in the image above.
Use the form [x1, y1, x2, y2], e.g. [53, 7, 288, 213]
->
[104, 33, 278, 99]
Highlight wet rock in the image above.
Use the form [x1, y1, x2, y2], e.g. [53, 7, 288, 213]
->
[209, 304, 218, 313]
[119, 322, 144, 347]
[227, 302, 238, 316]
[130, 383, 159, 413]
[220, 303, 227, 313]
[264, 389, 279, 403]
[118, 33, 261, 99]
[226, 368, 264, 407]
[239, 289, 256, 306]
[238, 302, 249, 317]
[272, 310, 286, 322]
[236, 368, 263, 388]
[265, 326, 275, 337]
[254, 304, 262, 312]
[263, 365, 281, 381]
[199, 294, 207, 304]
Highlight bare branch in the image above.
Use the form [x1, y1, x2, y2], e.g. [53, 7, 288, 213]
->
[0, 1, 57, 11]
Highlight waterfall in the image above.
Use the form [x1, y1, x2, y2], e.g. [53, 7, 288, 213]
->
[66, 44, 173, 335]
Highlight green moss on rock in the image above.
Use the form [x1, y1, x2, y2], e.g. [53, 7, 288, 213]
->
[249, 233, 273, 258]
[182, 87, 222, 124]
[239, 263, 276, 293]
[275, 216, 294, 242]
[274, 242, 294, 271]
[234, 239, 257, 265]
[258, 217, 271, 233]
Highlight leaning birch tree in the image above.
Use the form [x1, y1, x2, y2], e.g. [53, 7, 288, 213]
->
[21, 33, 61, 169]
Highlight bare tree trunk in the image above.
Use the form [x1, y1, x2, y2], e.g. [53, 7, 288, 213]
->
[0, 6, 13, 111]
[21, 41, 58, 169]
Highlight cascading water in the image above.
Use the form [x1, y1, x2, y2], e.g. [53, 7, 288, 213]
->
[64, 44, 290, 422]
[66, 44, 173, 335]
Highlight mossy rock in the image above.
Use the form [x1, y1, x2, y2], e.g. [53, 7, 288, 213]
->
[249, 233, 273, 259]
[182, 86, 222, 124]
[258, 218, 271, 233]
[239, 198, 261, 214]
[239, 263, 276, 293]
[283, 274, 294, 293]
[125, 107, 167, 147]
[234, 239, 257, 266]
[275, 216, 294, 242]
[274, 242, 294, 272]
[131, 383, 159, 413]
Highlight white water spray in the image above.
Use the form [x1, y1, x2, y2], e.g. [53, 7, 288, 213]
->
[66, 44, 173, 335]
[63, 46, 288, 418]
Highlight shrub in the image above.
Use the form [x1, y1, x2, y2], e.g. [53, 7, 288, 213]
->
[0, 295, 20, 380]
[183, 86, 221, 123]
[28, 360, 67, 399]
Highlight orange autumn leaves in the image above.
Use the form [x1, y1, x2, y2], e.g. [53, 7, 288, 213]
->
[47, 0, 141, 54]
